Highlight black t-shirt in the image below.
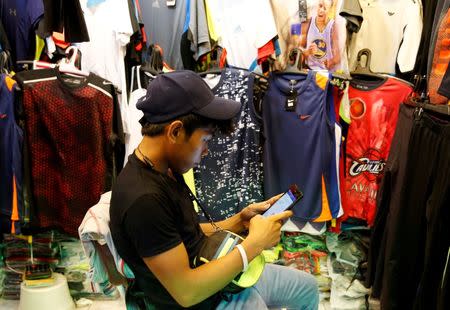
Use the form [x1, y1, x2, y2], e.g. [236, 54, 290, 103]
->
[110, 153, 218, 309]
[42, 0, 90, 43]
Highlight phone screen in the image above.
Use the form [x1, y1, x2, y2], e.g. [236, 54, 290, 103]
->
[262, 189, 297, 217]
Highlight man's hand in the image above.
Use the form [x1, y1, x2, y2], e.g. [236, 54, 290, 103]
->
[305, 42, 318, 57]
[324, 59, 334, 70]
[240, 194, 283, 229]
[243, 211, 293, 253]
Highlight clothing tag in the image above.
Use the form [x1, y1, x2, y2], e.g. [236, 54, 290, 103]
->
[166, 0, 176, 7]
[298, 0, 308, 23]
[285, 89, 298, 111]
[285, 80, 298, 111]
[354, 83, 370, 91]
[62, 78, 83, 85]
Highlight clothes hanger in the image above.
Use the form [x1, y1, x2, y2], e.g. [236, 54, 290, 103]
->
[350, 49, 386, 81]
[57, 46, 89, 77]
[283, 48, 308, 75]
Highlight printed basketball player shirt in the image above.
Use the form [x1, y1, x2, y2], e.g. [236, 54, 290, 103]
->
[306, 16, 335, 70]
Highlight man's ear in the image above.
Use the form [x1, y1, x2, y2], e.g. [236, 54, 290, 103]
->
[166, 120, 184, 143]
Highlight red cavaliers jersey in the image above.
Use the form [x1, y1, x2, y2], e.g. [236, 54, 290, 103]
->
[344, 77, 412, 225]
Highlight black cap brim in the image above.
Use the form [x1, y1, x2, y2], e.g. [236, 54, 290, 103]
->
[194, 97, 241, 120]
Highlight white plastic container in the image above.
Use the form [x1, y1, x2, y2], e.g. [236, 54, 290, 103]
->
[19, 273, 76, 310]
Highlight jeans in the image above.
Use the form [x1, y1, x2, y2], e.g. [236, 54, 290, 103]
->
[216, 264, 319, 310]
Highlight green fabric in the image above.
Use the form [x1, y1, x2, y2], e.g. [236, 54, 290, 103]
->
[233, 253, 265, 287]
[262, 244, 283, 263]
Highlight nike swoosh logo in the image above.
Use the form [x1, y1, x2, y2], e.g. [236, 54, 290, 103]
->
[388, 12, 395, 16]
[299, 115, 311, 120]
[0, 114, 7, 119]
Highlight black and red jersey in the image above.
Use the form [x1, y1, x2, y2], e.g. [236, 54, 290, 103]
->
[14, 69, 124, 236]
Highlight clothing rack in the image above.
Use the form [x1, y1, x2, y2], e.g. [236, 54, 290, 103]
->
[405, 96, 450, 116]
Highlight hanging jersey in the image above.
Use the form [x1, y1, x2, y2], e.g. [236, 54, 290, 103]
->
[345, 77, 412, 226]
[0, 74, 23, 232]
[263, 71, 341, 221]
[306, 16, 334, 70]
[194, 68, 264, 221]
[14, 69, 124, 236]
[283, 102, 344, 233]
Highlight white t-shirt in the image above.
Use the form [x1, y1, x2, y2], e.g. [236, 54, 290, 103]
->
[347, 0, 423, 74]
[124, 66, 146, 166]
[205, 0, 278, 70]
[78, 0, 133, 133]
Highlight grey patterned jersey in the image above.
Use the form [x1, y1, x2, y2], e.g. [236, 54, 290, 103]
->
[194, 68, 264, 221]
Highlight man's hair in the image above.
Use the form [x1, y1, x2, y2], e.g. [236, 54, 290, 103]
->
[141, 113, 235, 138]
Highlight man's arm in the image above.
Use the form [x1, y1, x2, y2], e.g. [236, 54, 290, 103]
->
[200, 193, 283, 235]
[144, 211, 291, 307]
[143, 242, 245, 307]
[326, 22, 341, 70]
[200, 213, 243, 236]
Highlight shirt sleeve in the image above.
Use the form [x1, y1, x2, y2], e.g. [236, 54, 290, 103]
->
[124, 194, 182, 258]
[113, 0, 134, 46]
[339, 0, 364, 34]
[188, 0, 211, 60]
[397, 0, 423, 72]
[27, 0, 44, 29]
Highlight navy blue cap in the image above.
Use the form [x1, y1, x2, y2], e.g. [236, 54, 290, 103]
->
[136, 70, 241, 124]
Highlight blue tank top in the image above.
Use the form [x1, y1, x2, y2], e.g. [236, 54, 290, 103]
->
[194, 68, 264, 221]
[0, 74, 23, 232]
[262, 71, 341, 221]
